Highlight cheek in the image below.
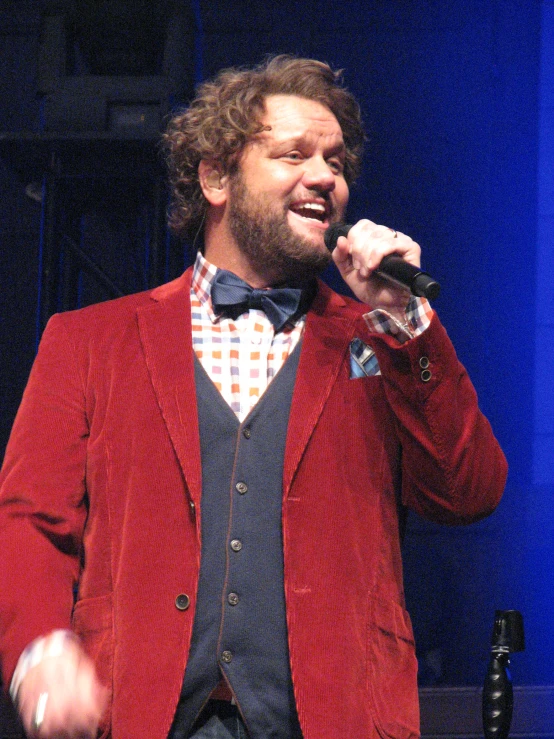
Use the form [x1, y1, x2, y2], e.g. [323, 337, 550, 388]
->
[246, 172, 297, 203]
[271, 170, 303, 194]
[336, 181, 349, 213]
[256, 161, 302, 189]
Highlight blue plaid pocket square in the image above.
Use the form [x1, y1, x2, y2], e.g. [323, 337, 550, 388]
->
[350, 337, 380, 378]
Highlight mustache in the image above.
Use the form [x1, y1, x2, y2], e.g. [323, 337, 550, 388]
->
[285, 190, 336, 219]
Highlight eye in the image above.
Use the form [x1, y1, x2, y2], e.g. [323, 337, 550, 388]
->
[327, 157, 344, 174]
[282, 151, 304, 162]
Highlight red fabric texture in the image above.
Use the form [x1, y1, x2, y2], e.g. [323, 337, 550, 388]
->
[0, 269, 507, 739]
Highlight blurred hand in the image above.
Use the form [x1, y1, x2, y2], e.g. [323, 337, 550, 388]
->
[17, 636, 107, 738]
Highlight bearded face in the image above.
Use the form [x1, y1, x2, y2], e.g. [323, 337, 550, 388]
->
[207, 95, 349, 285]
[228, 171, 334, 285]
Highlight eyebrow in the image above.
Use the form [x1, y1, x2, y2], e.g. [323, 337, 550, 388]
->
[266, 134, 346, 156]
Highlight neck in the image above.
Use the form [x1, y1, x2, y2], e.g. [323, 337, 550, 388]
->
[203, 216, 275, 288]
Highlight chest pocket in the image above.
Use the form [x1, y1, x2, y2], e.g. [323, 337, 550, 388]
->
[350, 337, 380, 377]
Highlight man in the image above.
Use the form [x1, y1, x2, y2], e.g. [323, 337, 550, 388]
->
[0, 55, 506, 738]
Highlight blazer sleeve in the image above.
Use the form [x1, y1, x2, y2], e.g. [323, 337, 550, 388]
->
[0, 314, 88, 687]
[366, 312, 508, 524]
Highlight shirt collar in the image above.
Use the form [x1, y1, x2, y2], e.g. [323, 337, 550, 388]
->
[190, 251, 315, 329]
[191, 252, 219, 320]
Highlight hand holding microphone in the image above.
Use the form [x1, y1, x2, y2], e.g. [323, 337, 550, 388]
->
[324, 221, 440, 304]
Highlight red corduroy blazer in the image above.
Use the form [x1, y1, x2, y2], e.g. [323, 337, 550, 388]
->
[0, 268, 507, 739]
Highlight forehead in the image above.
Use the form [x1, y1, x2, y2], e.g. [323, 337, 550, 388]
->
[256, 94, 344, 147]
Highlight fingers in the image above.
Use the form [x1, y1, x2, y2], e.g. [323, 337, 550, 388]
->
[332, 219, 421, 274]
[18, 642, 107, 739]
[331, 219, 421, 309]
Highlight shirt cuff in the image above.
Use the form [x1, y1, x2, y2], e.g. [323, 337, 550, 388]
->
[364, 296, 434, 343]
[10, 630, 77, 704]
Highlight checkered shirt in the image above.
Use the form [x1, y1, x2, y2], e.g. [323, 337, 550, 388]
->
[365, 296, 434, 340]
[191, 254, 306, 421]
[191, 253, 433, 419]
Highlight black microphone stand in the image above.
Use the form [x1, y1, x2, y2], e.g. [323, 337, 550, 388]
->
[482, 610, 525, 739]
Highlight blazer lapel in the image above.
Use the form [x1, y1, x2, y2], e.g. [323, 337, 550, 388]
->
[283, 281, 362, 496]
[136, 273, 364, 505]
[137, 268, 203, 508]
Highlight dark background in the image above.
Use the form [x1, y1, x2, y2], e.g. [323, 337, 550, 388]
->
[1, 0, 552, 731]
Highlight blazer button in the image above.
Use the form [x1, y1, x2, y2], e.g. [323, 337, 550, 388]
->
[421, 369, 432, 382]
[419, 356, 430, 369]
[175, 593, 191, 611]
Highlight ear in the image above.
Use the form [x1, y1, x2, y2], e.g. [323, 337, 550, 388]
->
[198, 160, 228, 206]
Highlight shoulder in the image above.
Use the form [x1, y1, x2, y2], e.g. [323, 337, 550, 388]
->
[39, 271, 192, 360]
[48, 272, 191, 333]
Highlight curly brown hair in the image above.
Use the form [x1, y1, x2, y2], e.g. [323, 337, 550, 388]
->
[162, 54, 365, 239]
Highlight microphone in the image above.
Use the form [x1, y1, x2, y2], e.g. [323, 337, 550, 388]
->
[324, 222, 441, 301]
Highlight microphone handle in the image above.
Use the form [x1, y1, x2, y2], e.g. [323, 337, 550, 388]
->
[324, 222, 441, 300]
[376, 256, 441, 301]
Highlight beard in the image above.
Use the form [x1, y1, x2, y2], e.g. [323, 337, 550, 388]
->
[227, 173, 333, 286]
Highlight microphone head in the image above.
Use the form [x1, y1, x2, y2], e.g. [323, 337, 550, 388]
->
[324, 222, 351, 252]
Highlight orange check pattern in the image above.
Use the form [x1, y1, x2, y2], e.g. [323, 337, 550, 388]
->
[191, 254, 305, 421]
[191, 253, 433, 420]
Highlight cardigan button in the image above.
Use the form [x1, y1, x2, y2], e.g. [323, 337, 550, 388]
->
[230, 539, 243, 552]
[236, 481, 248, 494]
[243, 427, 251, 439]
[221, 650, 233, 663]
[228, 592, 239, 606]
[175, 593, 191, 611]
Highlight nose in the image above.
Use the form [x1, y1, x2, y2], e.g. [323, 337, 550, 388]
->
[301, 156, 336, 192]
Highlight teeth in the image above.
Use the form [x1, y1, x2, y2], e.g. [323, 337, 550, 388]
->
[291, 202, 327, 221]
[300, 203, 325, 213]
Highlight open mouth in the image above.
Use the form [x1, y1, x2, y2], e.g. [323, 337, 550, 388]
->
[288, 201, 329, 226]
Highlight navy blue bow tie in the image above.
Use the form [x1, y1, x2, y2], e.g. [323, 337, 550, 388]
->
[211, 269, 305, 332]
